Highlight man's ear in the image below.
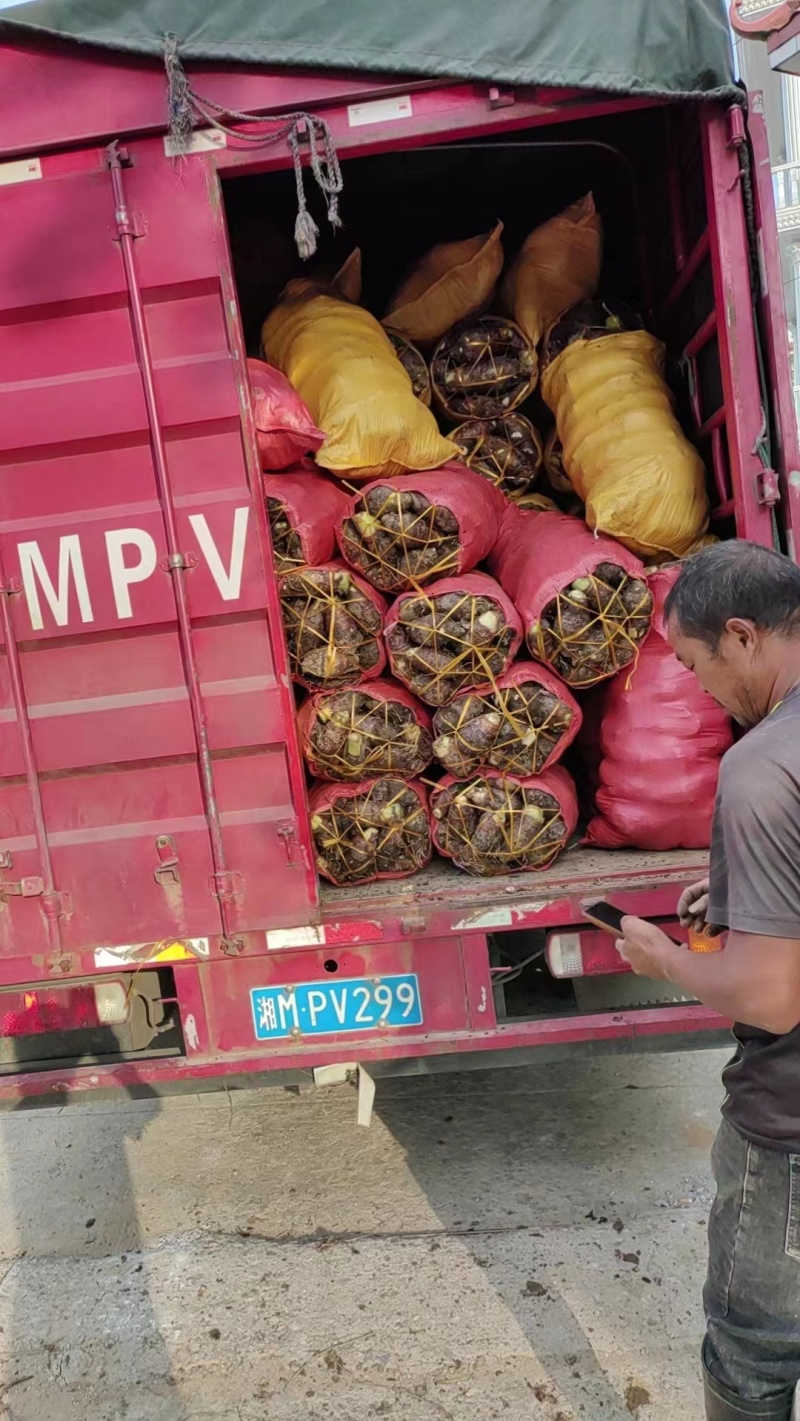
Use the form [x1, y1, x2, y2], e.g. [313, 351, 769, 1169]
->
[725, 617, 759, 651]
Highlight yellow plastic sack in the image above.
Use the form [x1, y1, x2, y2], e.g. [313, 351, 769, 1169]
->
[541, 330, 709, 558]
[501, 196, 602, 347]
[383, 222, 504, 346]
[263, 291, 457, 481]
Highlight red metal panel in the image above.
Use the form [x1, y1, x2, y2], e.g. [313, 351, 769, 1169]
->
[204, 938, 473, 1053]
[746, 93, 800, 555]
[0, 1001, 729, 1105]
[702, 107, 777, 543]
[0, 38, 443, 159]
[0, 151, 317, 955]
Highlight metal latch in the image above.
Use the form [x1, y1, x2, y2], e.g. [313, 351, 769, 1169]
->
[756, 467, 781, 507]
[0, 850, 43, 900]
[277, 820, 308, 867]
[154, 835, 180, 886]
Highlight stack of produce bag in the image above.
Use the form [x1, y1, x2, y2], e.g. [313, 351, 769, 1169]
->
[584, 567, 733, 849]
[501, 194, 602, 348]
[309, 778, 432, 885]
[430, 765, 578, 877]
[541, 300, 709, 558]
[383, 224, 505, 345]
[337, 465, 504, 592]
[431, 316, 537, 419]
[247, 359, 323, 470]
[451, 415, 544, 501]
[489, 505, 653, 686]
[298, 680, 433, 782]
[431, 664, 581, 778]
[263, 286, 455, 481]
[278, 562, 387, 690]
[265, 471, 349, 574]
[385, 572, 523, 706]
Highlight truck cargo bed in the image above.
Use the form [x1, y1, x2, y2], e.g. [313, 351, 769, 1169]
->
[319, 845, 708, 932]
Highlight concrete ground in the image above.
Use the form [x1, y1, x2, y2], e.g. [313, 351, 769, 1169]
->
[0, 1048, 727, 1421]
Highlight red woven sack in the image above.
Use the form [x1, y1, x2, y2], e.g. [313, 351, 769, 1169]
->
[431, 661, 582, 778]
[336, 463, 505, 592]
[384, 571, 523, 706]
[278, 561, 388, 691]
[248, 358, 324, 471]
[430, 764, 578, 876]
[308, 776, 432, 884]
[297, 678, 433, 781]
[265, 470, 350, 572]
[584, 567, 733, 850]
[488, 505, 652, 686]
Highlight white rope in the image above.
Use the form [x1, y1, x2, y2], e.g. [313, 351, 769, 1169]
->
[164, 33, 343, 258]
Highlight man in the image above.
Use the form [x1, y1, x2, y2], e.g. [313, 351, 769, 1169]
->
[617, 540, 800, 1421]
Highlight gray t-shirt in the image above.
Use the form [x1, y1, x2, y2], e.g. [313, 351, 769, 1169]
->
[708, 683, 800, 1151]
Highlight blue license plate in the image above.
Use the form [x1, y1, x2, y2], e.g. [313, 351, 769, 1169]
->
[250, 973, 422, 1041]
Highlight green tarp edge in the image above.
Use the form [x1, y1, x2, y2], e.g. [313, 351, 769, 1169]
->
[0, 0, 739, 103]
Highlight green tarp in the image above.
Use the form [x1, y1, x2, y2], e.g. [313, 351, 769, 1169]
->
[0, 0, 737, 102]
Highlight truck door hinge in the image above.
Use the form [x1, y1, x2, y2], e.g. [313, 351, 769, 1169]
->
[276, 819, 309, 867]
[756, 468, 781, 507]
[211, 870, 244, 905]
[0, 853, 69, 917]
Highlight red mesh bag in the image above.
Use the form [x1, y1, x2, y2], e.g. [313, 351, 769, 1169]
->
[297, 678, 433, 781]
[584, 567, 733, 850]
[430, 764, 578, 876]
[248, 358, 324, 471]
[385, 571, 523, 706]
[309, 777, 431, 884]
[432, 662, 581, 777]
[265, 470, 350, 573]
[279, 561, 387, 691]
[488, 506, 652, 687]
[337, 464, 504, 593]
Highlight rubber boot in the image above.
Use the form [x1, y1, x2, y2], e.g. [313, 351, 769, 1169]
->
[704, 1364, 794, 1421]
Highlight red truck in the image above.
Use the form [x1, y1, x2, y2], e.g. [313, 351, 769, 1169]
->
[0, 9, 797, 1103]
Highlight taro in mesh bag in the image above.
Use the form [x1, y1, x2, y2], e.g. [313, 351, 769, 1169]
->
[430, 765, 578, 877]
[385, 329, 432, 405]
[430, 317, 537, 420]
[297, 678, 433, 781]
[432, 662, 581, 778]
[279, 561, 387, 691]
[309, 776, 431, 885]
[337, 465, 504, 593]
[488, 506, 652, 687]
[265, 470, 350, 574]
[385, 572, 523, 707]
[543, 427, 572, 494]
[451, 414, 544, 501]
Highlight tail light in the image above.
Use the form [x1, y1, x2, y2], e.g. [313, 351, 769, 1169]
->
[546, 929, 631, 979]
[547, 919, 688, 978]
[0, 981, 129, 1037]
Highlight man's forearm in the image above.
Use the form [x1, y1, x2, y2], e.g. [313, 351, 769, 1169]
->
[658, 933, 799, 1034]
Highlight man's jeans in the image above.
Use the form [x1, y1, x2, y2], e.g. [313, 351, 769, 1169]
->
[704, 1119, 800, 1420]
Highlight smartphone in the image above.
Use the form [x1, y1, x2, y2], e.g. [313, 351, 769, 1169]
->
[582, 900, 625, 936]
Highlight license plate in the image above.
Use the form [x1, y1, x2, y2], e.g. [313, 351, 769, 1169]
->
[250, 974, 422, 1041]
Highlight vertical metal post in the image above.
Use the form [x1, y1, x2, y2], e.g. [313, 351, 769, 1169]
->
[107, 142, 243, 952]
[0, 564, 64, 956]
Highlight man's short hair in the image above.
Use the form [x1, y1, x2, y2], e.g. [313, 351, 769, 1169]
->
[664, 541, 800, 650]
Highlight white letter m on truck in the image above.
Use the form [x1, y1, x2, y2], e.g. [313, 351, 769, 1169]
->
[18, 536, 94, 631]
